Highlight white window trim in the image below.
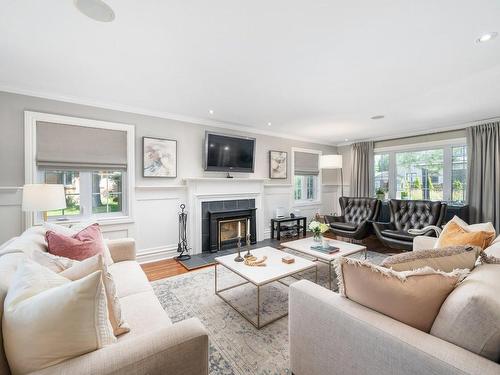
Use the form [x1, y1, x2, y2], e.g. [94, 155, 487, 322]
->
[24, 111, 135, 228]
[373, 137, 467, 202]
[291, 147, 322, 207]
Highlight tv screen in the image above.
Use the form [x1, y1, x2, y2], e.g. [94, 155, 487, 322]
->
[204, 132, 255, 172]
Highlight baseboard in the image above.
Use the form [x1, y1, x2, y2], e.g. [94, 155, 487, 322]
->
[136, 245, 179, 264]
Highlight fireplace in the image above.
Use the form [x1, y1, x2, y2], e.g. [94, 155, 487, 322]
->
[201, 199, 257, 252]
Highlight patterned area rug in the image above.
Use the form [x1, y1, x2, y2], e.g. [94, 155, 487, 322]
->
[152, 250, 387, 375]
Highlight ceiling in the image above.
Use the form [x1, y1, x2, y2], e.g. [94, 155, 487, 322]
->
[1, 0, 499, 145]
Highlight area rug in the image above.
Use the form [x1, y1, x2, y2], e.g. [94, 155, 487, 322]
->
[152, 250, 387, 375]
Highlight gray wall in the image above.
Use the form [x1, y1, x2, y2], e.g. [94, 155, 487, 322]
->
[0, 91, 337, 187]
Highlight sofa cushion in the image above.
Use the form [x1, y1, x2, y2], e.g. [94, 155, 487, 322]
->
[381, 246, 481, 272]
[330, 222, 358, 231]
[335, 257, 469, 332]
[430, 263, 500, 361]
[0, 252, 27, 375]
[0, 226, 47, 257]
[3, 261, 116, 375]
[381, 229, 416, 242]
[109, 261, 152, 298]
[117, 291, 172, 342]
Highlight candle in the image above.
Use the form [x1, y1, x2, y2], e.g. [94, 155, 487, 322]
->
[247, 218, 250, 236]
[238, 221, 241, 238]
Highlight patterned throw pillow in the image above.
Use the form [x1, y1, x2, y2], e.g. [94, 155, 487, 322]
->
[381, 246, 481, 272]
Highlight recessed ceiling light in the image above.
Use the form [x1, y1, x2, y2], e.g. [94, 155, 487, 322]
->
[267, 122, 272, 126]
[74, 0, 115, 22]
[344, 138, 349, 142]
[208, 109, 214, 115]
[476, 32, 498, 43]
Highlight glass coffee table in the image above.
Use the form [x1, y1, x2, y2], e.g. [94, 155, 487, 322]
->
[215, 246, 317, 329]
[281, 237, 366, 290]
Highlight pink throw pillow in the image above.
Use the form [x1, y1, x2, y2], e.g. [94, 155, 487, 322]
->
[46, 223, 106, 261]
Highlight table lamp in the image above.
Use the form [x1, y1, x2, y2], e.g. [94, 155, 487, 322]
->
[22, 184, 67, 222]
[320, 154, 344, 197]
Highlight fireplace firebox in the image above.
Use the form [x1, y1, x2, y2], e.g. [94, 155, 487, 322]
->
[201, 199, 257, 252]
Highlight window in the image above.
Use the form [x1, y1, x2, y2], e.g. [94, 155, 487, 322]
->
[293, 149, 321, 204]
[452, 146, 467, 203]
[374, 154, 389, 195]
[396, 149, 444, 200]
[41, 170, 124, 220]
[294, 175, 317, 201]
[25, 111, 135, 227]
[374, 141, 467, 203]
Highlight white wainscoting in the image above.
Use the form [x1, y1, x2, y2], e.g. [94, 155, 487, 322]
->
[0, 182, 348, 263]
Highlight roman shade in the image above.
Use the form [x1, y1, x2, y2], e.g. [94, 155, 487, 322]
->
[294, 152, 319, 175]
[36, 121, 127, 169]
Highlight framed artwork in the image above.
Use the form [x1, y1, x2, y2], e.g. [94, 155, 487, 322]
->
[269, 150, 287, 179]
[143, 137, 177, 178]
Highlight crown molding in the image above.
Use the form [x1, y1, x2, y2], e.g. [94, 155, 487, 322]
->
[0, 84, 337, 147]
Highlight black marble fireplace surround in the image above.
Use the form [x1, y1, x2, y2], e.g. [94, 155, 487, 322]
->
[202, 199, 257, 252]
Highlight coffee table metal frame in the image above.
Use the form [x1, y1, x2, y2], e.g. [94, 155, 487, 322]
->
[214, 261, 317, 329]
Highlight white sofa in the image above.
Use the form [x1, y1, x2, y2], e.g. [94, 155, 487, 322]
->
[289, 237, 500, 375]
[0, 229, 209, 375]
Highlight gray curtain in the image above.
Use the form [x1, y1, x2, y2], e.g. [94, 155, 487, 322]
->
[350, 141, 374, 197]
[466, 121, 500, 231]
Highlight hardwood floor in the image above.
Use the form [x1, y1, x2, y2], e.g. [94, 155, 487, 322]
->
[141, 234, 397, 282]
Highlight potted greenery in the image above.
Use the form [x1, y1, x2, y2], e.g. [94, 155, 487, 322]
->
[308, 220, 329, 242]
[375, 187, 385, 200]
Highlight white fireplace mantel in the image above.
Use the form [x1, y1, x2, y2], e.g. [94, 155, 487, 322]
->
[184, 177, 266, 254]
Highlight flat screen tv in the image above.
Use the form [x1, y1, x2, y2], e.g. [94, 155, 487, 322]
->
[204, 132, 256, 172]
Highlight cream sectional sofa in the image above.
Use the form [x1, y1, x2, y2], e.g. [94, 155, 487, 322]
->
[289, 238, 500, 375]
[0, 228, 209, 375]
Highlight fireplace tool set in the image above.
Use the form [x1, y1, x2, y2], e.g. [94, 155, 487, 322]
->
[175, 204, 191, 261]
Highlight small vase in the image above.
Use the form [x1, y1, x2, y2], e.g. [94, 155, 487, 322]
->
[313, 232, 322, 242]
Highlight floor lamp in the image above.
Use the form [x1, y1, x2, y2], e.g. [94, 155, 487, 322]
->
[320, 154, 344, 197]
[22, 184, 67, 222]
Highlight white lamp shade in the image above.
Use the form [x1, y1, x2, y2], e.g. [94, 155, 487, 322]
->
[319, 154, 343, 169]
[22, 184, 67, 212]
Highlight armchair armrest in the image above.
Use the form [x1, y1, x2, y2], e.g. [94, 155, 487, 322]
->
[324, 215, 345, 224]
[289, 280, 500, 375]
[30, 318, 209, 375]
[371, 221, 393, 232]
[106, 238, 136, 262]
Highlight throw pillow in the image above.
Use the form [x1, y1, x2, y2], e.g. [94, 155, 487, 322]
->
[45, 222, 114, 265]
[3, 261, 115, 375]
[381, 245, 481, 272]
[46, 223, 106, 261]
[436, 216, 495, 249]
[430, 263, 500, 362]
[60, 254, 130, 336]
[335, 257, 469, 332]
[31, 249, 79, 273]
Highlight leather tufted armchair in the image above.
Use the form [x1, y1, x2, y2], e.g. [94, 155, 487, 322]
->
[373, 199, 447, 251]
[324, 197, 381, 240]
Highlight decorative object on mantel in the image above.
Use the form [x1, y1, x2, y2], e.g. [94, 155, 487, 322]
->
[308, 220, 329, 242]
[22, 184, 66, 222]
[244, 255, 267, 266]
[320, 154, 344, 196]
[269, 150, 287, 179]
[175, 204, 191, 261]
[143, 136, 177, 178]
